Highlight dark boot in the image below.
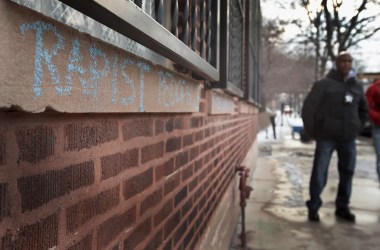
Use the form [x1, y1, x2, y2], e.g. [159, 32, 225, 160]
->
[335, 208, 355, 222]
[308, 209, 320, 222]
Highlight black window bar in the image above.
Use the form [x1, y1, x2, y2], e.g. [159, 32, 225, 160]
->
[215, 0, 245, 97]
[59, 0, 219, 82]
[246, 0, 261, 105]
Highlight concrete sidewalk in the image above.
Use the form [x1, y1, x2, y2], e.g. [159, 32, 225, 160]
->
[231, 121, 380, 250]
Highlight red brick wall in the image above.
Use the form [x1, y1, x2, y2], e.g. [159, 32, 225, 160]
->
[0, 108, 257, 249]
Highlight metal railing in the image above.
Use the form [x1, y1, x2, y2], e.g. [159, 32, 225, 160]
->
[59, 0, 220, 81]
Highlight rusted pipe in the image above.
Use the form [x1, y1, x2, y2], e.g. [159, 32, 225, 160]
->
[235, 165, 253, 248]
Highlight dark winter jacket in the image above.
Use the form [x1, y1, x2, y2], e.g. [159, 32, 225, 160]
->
[365, 79, 380, 126]
[302, 69, 368, 142]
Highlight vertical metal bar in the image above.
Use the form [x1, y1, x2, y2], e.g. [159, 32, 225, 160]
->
[171, 0, 179, 36]
[133, 0, 142, 8]
[181, 0, 189, 44]
[191, 0, 197, 51]
[206, 1, 212, 62]
[155, 0, 163, 24]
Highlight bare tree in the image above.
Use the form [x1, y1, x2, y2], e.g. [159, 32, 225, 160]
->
[296, 0, 380, 77]
[261, 19, 315, 107]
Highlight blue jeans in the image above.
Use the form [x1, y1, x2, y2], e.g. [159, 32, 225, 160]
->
[372, 125, 380, 181]
[306, 139, 356, 211]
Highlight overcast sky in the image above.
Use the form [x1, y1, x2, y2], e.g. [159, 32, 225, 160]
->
[261, 0, 380, 73]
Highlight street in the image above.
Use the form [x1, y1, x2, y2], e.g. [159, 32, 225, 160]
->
[231, 115, 380, 250]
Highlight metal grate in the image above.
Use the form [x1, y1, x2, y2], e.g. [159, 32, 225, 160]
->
[12, 0, 219, 81]
[228, 0, 243, 89]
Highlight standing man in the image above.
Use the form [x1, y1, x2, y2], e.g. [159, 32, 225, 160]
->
[365, 79, 380, 183]
[302, 51, 368, 222]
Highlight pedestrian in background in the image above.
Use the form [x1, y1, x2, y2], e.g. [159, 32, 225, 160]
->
[365, 79, 380, 183]
[266, 107, 277, 139]
[302, 51, 368, 223]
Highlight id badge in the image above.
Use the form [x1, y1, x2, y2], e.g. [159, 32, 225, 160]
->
[344, 93, 353, 104]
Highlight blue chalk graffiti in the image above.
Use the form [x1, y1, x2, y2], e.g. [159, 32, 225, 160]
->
[119, 58, 136, 106]
[157, 71, 197, 108]
[19, 20, 198, 112]
[20, 21, 64, 97]
[158, 71, 171, 107]
[137, 62, 150, 112]
[111, 56, 137, 106]
[66, 39, 86, 95]
[87, 44, 110, 97]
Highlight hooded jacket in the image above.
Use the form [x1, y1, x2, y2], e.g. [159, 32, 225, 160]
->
[302, 69, 368, 142]
[365, 79, 380, 127]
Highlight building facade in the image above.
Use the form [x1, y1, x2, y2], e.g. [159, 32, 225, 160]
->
[0, 0, 261, 249]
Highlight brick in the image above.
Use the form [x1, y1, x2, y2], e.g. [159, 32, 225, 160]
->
[189, 177, 198, 192]
[182, 164, 193, 182]
[155, 158, 175, 181]
[66, 186, 119, 232]
[184, 226, 194, 249]
[163, 239, 172, 250]
[175, 151, 188, 170]
[174, 186, 187, 207]
[111, 243, 120, 250]
[173, 220, 187, 246]
[154, 200, 172, 227]
[195, 214, 203, 231]
[67, 234, 92, 250]
[183, 133, 193, 147]
[18, 161, 94, 212]
[164, 210, 180, 238]
[190, 146, 199, 161]
[123, 118, 153, 140]
[155, 119, 165, 135]
[195, 130, 203, 141]
[0, 213, 58, 250]
[0, 129, 4, 165]
[174, 117, 186, 130]
[200, 86, 206, 98]
[190, 232, 199, 250]
[166, 119, 174, 133]
[193, 186, 202, 203]
[144, 230, 163, 250]
[199, 102, 206, 113]
[0, 183, 9, 221]
[98, 206, 136, 249]
[16, 125, 55, 164]
[188, 207, 198, 225]
[101, 148, 139, 180]
[205, 128, 210, 137]
[204, 152, 210, 165]
[124, 217, 152, 250]
[140, 188, 163, 216]
[65, 120, 118, 151]
[181, 199, 192, 218]
[208, 138, 215, 148]
[164, 172, 180, 196]
[124, 168, 153, 200]
[198, 196, 206, 212]
[190, 117, 202, 128]
[199, 168, 207, 182]
[166, 137, 181, 153]
[200, 142, 208, 153]
[141, 142, 164, 164]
